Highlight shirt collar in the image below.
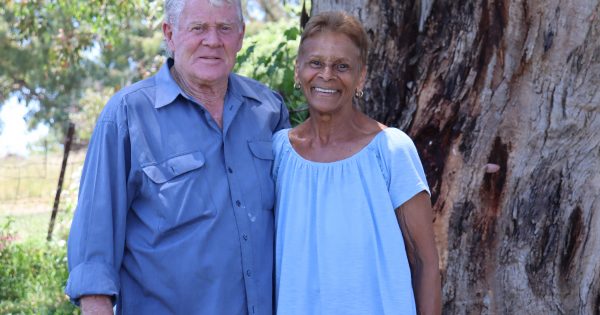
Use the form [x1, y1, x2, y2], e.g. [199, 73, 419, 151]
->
[154, 58, 183, 109]
[154, 58, 262, 109]
[227, 73, 261, 104]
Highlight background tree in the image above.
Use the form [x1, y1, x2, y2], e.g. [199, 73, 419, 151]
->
[1, 0, 302, 145]
[0, 0, 163, 143]
[312, 0, 600, 314]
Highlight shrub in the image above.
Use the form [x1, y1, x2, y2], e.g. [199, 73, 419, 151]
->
[0, 218, 78, 314]
[236, 14, 308, 126]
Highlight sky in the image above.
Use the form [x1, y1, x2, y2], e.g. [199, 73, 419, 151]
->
[0, 96, 49, 158]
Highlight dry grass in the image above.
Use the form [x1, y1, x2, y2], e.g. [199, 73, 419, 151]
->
[0, 150, 85, 241]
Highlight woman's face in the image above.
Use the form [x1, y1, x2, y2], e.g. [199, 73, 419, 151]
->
[295, 31, 366, 115]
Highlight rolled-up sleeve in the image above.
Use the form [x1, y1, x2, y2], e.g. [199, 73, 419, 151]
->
[66, 113, 131, 305]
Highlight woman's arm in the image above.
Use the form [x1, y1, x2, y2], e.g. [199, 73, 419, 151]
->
[395, 191, 441, 315]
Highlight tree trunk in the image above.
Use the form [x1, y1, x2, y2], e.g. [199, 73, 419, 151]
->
[312, 0, 600, 314]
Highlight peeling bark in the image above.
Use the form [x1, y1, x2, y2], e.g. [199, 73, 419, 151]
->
[312, 0, 600, 314]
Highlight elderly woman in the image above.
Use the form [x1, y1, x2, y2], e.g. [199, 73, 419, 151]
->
[272, 11, 441, 315]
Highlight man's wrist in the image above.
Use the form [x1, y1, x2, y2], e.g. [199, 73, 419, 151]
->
[80, 295, 113, 315]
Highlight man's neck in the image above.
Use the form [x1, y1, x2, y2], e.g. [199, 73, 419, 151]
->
[170, 65, 227, 128]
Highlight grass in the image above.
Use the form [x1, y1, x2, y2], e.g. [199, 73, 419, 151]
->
[9, 211, 53, 243]
[0, 150, 83, 314]
[0, 150, 85, 217]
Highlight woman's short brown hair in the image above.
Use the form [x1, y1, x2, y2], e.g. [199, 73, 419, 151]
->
[299, 11, 369, 67]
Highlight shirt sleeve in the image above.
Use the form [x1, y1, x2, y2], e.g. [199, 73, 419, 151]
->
[378, 128, 430, 210]
[65, 104, 131, 305]
[272, 91, 291, 131]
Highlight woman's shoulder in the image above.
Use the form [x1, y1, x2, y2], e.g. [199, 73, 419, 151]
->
[372, 127, 421, 160]
[377, 127, 415, 145]
[273, 128, 291, 143]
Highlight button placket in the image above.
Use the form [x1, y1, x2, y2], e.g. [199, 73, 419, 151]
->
[223, 142, 258, 314]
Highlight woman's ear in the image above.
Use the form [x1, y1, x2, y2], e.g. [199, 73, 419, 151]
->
[357, 65, 367, 91]
[294, 59, 300, 83]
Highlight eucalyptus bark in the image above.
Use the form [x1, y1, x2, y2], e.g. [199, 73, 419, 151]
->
[311, 1, 600, 314]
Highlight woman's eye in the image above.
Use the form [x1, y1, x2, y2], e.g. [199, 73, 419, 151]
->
[309, 60, 322, 68]
[336, 64, 349, 71]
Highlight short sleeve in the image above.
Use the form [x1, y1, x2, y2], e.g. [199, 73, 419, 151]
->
[376, 128, 430, 209]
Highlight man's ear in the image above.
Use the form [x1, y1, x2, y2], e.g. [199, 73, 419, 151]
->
[235, 23, 246, 53]
[163, 22, 175, 52]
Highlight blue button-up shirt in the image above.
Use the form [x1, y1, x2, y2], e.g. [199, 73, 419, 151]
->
[66, 59, 290, 314]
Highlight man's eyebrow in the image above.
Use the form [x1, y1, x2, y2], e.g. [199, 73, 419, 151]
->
[188, 19, 238, 25]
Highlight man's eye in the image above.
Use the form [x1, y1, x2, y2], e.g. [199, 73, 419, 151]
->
[220, 25, 233, 31]
[191, 25, 206, 32]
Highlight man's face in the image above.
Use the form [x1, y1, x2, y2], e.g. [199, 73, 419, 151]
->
[164, 0, 244, 86]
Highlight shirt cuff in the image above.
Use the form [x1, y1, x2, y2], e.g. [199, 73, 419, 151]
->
[65, 261, 120, 306]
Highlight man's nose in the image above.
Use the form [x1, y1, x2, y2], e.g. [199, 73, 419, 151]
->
[202, 28, 221, 46]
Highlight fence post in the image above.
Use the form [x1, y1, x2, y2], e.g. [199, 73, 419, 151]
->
[47, 123, 75, 242]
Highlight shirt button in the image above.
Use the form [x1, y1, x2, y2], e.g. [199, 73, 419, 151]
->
[236, 200, 241, 207]
[227, 167, 233, 173]
[246, 269, 252, 277]
[242, 234, 248, 241]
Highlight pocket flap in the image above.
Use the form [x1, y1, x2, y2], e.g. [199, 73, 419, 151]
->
[142, 151, 205, 184]
[248, 140, 273, 160]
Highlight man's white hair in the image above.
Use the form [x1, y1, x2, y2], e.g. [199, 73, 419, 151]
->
[163, 0, 244, 58]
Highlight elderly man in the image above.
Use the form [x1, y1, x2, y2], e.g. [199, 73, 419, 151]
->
[65, 0, 290, 313]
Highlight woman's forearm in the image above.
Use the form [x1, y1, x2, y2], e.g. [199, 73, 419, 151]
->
[396, 192, 442, 315]
[412, 260, 442, 315]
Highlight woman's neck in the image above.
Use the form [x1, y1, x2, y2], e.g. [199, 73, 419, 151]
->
[306, 105, 364, 144]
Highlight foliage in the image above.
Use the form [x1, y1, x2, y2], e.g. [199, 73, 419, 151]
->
[0, 216, 17, 251]
[0, 217, 77, 314]
[0, 158, 79, 313]
[236, 11, 308, 125]
[0, 0, 164, 140]
[1, 0, 307, 140]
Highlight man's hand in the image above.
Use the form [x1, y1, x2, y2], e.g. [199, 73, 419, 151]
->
[80, 295, 113, 315]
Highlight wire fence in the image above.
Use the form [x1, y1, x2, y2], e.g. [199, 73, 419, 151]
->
[0, 151, 86, 216]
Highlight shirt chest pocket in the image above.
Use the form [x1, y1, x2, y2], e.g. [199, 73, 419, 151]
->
[142, 151, 206, 184]
[141, 151, 216, 233]
[248, 140, 275, 211]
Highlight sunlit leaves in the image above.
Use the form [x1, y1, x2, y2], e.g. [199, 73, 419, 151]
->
[236, 18, 307, 125]
[0, 0, 164, 137]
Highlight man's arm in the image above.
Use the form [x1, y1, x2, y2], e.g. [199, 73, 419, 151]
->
[80, 295, 114, 315]
[395, 191, 441, 315]
[66, 116, 130, 306]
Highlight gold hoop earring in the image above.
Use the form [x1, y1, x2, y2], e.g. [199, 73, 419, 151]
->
[355, 89, 364, 98]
